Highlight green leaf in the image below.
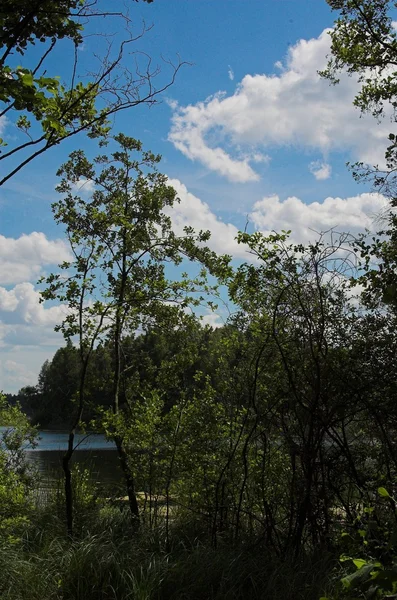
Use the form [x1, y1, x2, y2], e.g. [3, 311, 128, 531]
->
[378, 487, 390, 498]
[21, 72, 34, 86]
[353, 559, 367, 570]
[342, 564, 377, 590]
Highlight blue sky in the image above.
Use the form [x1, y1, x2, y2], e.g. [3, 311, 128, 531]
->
[0, 0, 392, 392]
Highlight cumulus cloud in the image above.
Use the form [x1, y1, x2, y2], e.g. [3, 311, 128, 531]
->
[0, 183, 389, 392]
[0, 346, 60, 393]
[0, 232, 71, 285]
[250, 192, 388, 244]
[0, 281, 69, 391]
[309, 161, 332, 180]
[70, 177, 95, 194]
[166, 177, 250, 258]
[166, 179, 388, 256]
[200, 311, 224, 328]
[0, 283, 68, 327]
[228, 65, 234, 81]
[0, 281, 68, 391]
[165, 179, 388, 264]
[169, 29, 391, 182]
[169, 123, 260, 182]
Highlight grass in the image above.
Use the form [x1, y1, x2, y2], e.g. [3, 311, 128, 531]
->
[0, 503, 340, 600]
[0, 469, 341, 600]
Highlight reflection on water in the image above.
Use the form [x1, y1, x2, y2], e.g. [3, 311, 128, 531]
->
[2, 428, 122, 490]
[27, 430, 115, 452]
[27, 448, 123, 491]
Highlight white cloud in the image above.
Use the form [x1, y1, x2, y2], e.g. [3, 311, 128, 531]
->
[0, 282, 69, 392]
[0, 283, 68, 328]
[309, 161, 332, 180]
[169, 119, 260, 182]
[169, 29, 392, 182]
[70, 177, 95, 194]
[228, 65, 234, 81]
[167, 179, 388, 256]
[166, 177, 250, 258]
[0, 183, 389, 393]
[0, 347, 59, 393]
[0, 232, 71, 285]
[0, 116, 7, 136]
[250, 192, 388, 244]
[0, 287, 18, 312]
[200, 311, 224, 328]
[1, 359, 37, 389]
[251, 152, 270, 164]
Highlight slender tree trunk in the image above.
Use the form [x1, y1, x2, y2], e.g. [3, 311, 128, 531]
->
[63, 431, 75, 537]
[114, 435, 139, 518]
[112, 316, 140, 522]
[62, 334, 91, 537]
[112, 235, 140, 522]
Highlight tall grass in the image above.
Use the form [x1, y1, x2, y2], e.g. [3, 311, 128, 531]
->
[0, 466, 341, 600]
[0, 501, 339, 600]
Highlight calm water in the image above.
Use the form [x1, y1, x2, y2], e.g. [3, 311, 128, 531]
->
[1, 428, 122, 490]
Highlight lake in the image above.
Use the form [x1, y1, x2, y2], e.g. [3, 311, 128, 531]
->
[1, 428, 122, 491]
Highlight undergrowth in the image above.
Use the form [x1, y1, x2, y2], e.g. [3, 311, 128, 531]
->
[0, 501, 338, 600]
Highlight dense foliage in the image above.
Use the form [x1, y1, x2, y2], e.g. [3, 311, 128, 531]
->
[4, 1, 397, 598]
[5, 227, 397, 598]
[4, 222, 397, 598]
[0, 394, 37, 542]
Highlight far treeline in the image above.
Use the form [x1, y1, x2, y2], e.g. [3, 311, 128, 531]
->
[6, 325, 242, 431]
[2, 2, 397, 600]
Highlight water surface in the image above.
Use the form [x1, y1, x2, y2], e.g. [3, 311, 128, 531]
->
[1, 427, 122, 490]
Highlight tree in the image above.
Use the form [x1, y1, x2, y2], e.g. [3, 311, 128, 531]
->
[42, 133, 228, 534]
[322, 0, 397, 198]
[0, 0, 182, 187]
[0, 393, 37, 541]
[36, 341, 80, 427]
[221, 230, 377, 553]
[323, 0, 397, 306]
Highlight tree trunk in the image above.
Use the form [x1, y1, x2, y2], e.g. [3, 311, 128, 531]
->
[115, 436, 139, 519]
[63, 431, 75, 537]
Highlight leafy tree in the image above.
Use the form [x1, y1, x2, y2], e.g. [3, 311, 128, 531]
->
[17, 340, 113, 428]
[322, 0, 397, 197]
[0, 393, 37, 541]
[324, 1, 397, 108]
[16, 385, 43, 423]
[0, 0, 181, 187]
[41, 133, 229, 534]
[323, 1, 397, 308]
[36, 341, 80, 427]
[219, 231, 372, 553]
